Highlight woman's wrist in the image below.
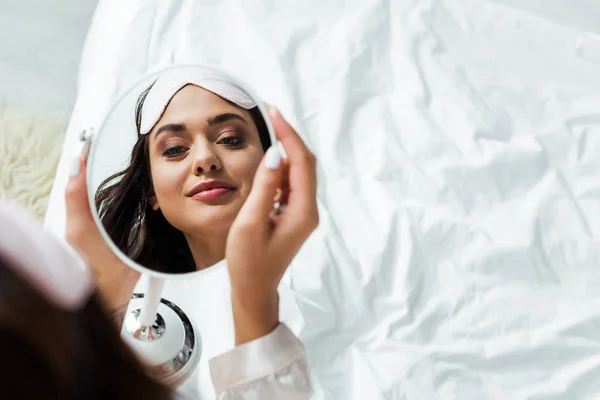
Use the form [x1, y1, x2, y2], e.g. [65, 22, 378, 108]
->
[95, 264, 138, 316]
[97, 279, 136, 329]
[231, 288, 280, 345]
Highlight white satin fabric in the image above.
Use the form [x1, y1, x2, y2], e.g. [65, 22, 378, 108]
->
[0, 198, 93, 310]
[209, 324, 311, 400]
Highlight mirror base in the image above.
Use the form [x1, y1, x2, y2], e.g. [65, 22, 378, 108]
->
[124, 308, 166, 341]
[120, 293, 201, 387]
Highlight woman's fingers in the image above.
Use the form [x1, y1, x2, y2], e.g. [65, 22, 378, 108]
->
[66, 158, 86, 209]
[267, 108, 319, 237]
[65, 140, 93, 247]
[268, 107, 309, 154]
[268, 107, 317, 199]
[235, 146, 283, 234]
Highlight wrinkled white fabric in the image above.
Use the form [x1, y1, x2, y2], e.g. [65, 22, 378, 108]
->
[209, 323, 311, 399]
[45, 1, 600, 399]
[0, 198, 93, 310]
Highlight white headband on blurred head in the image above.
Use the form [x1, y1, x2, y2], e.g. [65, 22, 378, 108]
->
[0, 198, 94, 311]
[140, 66, 257, 135]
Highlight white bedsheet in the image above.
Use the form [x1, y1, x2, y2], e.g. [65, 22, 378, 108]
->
[44, 0, 600, 398]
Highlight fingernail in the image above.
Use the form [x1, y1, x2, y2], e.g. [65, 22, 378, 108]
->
[81, 128, 93, 157]
[264, 146, 281, 169]
[268, 106, 280, 119]
[69, 155, 80, 177]
[276, 140, 288, 160]
[82, 139, 91, 158]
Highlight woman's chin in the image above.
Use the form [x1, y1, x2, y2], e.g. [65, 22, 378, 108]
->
[166, 199, 244, 233]
[187, 208, 240, 232]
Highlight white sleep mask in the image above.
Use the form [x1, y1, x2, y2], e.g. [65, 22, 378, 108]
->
[139, 65, 257, 135]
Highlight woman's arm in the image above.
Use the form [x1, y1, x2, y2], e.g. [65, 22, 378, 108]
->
[212, 286, 311, 399]
[65, 137, 140, 328]
[210, 323, 311, 400]
[214, 107, 318, 399]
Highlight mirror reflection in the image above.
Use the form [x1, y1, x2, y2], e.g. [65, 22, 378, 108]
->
[89, 65, 275, 275]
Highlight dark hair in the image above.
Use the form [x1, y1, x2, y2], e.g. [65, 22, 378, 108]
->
[95, 83, 271, 274]
[0, 255, 173, 400]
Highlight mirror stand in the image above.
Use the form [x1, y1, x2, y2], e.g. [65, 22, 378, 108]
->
[124, 277, 166, 341]
[121, 277, 201, 387]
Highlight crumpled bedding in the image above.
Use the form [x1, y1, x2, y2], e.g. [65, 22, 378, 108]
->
[44, 0, 600, 398]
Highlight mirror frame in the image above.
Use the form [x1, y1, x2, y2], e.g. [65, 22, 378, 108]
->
[86, 63, 277, 280]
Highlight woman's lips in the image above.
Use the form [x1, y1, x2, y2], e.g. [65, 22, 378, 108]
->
[186, 180, 237, 201]
[190, 187, 234, 201]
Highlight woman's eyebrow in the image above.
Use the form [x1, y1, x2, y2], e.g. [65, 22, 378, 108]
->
[207, 113, 248, 126]
[154, 123, 186, 139]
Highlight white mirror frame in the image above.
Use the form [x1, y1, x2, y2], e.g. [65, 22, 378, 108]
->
[86, 63, 277, 281]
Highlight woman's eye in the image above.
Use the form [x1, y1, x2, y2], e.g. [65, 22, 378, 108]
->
[219, 136, 245, 147]
[162, 146, 186, 157]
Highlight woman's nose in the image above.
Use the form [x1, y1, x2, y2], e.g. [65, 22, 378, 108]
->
[191, 147, 222, 175]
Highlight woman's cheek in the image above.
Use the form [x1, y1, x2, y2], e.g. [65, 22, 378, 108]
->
[247, 152, 265, 180]
[228, 156, 259, 184]
[154, 162, 188, 203]
[234, 153, 265, 198]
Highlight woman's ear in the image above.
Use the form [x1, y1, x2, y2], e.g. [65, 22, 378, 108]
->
[148, 193, 160, 211]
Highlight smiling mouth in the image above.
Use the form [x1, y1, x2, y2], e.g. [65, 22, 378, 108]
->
[189, 187, 235, 201]
[186, 179, 237, 199]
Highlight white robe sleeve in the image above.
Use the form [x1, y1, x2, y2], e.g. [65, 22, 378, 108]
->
[209, 323, 313, 399]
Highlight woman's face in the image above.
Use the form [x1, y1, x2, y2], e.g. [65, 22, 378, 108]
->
[147, 85, 264, 236]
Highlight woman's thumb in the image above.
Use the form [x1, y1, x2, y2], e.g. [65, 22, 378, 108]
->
[65, 142, 91, 215]
[238, 146, 283, 226]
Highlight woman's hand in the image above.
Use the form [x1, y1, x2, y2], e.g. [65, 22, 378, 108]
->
[65, 137, 140, 326]
[226, 107, 319, 345]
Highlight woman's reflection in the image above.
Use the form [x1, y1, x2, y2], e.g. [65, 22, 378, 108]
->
[95, 71, 272, 273]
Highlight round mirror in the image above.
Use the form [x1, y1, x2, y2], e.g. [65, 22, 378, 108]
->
[87, 64, 276, 278]
[85, 64, 277, 386]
